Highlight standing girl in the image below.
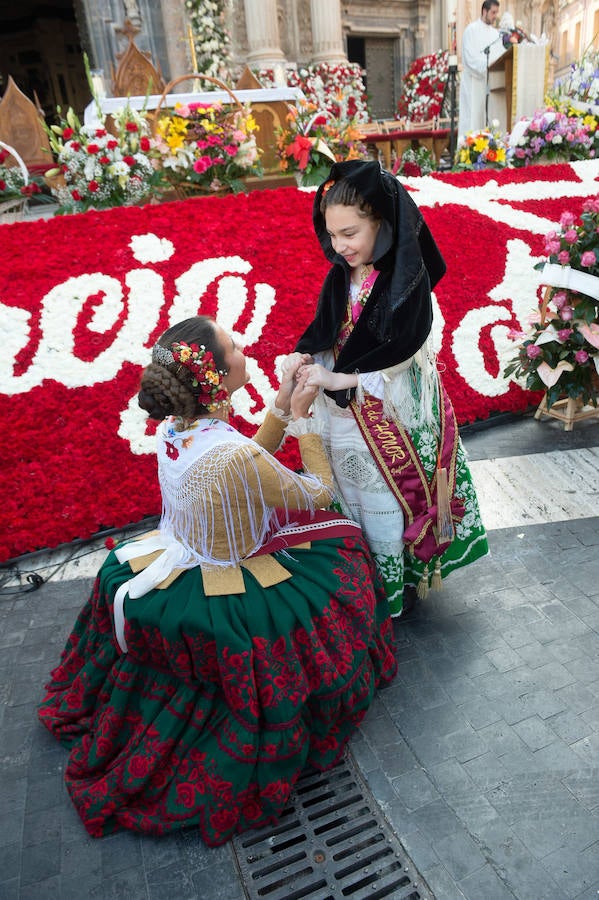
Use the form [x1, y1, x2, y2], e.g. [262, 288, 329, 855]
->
[287, 160, 488, 615]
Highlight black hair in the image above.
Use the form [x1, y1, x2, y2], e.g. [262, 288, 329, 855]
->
[319, 177, 381, 223]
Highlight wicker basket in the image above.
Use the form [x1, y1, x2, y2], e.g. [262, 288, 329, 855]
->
[151, 73, 246, 199]
[0, 140, 29, 224]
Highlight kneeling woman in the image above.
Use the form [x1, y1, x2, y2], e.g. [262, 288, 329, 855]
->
[38, 315, 397, 846]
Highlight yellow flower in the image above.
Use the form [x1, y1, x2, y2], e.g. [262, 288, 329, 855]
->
[179, 347, 192, 362]
[167, 133, 185, 151]
[473, 135, 488, 153]
[496, 147, 506, 162]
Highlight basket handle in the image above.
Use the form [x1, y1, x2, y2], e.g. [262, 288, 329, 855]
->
[0, 140, 29, 185]
[154, 73, 243, 116]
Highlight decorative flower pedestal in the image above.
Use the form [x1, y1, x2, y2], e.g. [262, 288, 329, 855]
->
[534, 394, 599, 431]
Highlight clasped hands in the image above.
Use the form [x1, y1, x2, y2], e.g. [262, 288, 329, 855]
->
[277, 353, 359, 420]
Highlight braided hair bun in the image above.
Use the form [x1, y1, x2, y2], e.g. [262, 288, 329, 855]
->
[138, 316, 227, 421]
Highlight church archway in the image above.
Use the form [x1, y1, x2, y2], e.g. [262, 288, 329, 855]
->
[0, 0, 89, 118]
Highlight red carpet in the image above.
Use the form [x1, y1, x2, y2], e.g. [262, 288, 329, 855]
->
[1, 160, 597, 560]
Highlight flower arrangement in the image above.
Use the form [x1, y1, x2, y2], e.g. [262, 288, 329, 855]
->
[45, 104, 164, 214]
[397, 50, 449, 123]
[508, 108, 593, 167]
[394, 146, 436, 177]
[454, 125, 508, 170]
[256, 63, 369, 122]
[551, 48, 599, 117]
[153, 100, 262, 194]
[498, 13, 532, 47]
[0, 146, 45, 204]
[275, 100, 369, 186]
[504, 200, 599, 408]
[186, 0, 231, 80]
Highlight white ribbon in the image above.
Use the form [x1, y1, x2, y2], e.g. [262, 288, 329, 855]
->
[541, 264, 599, 301]
[113, 534, 188, 653]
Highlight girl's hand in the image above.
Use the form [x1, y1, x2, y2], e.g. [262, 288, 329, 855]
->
[297, 365, 357, 392]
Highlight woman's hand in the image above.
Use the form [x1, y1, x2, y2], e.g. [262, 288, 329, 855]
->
[275, 353, 313, 414]
[290, 380, 319, 420]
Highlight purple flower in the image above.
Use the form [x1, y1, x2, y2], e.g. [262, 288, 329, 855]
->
[526, 344, 542, 359]
[557, 328, 573, 342]
[581, 250, 596, 267]
[561, 306, 574, 321]
[574, 349, 589, 364]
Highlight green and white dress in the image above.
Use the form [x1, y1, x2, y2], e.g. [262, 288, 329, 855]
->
[309, 280, 489, 616]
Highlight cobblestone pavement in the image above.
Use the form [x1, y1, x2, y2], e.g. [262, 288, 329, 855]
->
[1, 413, 598, 899]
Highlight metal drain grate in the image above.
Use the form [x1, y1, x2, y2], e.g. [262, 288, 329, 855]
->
[232, 752, 432, 900]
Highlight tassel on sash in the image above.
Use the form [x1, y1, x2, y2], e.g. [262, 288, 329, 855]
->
[431, 558, 443, 590]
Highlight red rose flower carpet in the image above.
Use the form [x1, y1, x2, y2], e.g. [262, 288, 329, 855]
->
[1, 160, 597, 560]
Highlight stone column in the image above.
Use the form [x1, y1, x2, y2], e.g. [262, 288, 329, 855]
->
[310, 0, 347, 63]
[243, 0, 286, 67]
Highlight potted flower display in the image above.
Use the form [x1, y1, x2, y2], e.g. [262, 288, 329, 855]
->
[397, 50, 449, 123]
[45, 104, 165, 214]
[504, 199, 599, 411]
[152, 98, 262, 196]
[276, 100, 369, 186]
[508, 108, 593, 167]
[551, 48, 599, 118]
[454, 124, 508, 170]
[0, 142, 47, 223]
[394, 145, 436, 177]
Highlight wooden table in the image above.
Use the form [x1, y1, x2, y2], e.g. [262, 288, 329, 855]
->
[358, 127, 452, 170]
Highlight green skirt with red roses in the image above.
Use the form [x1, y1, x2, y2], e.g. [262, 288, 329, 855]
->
[38, 533, 396, 846]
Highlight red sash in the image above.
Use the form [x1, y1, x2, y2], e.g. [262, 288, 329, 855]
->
[350, 377, 465, 563]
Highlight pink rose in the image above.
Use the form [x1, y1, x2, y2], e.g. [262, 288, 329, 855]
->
[563, 229, 578, 244]
[557, 328, 573, 342]
[559, 211, 576, 227]
[560, 306, 574, 321]
[574, 349, 589, 364]
[580, 250, 596, 267]
[552, 291, 567, 309]
[545, 240, 561, 255]
[526, 344, 542, 359]
[557, 251, 570, 265]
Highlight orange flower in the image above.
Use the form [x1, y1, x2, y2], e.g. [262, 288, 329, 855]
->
[285, 135, 313, 170]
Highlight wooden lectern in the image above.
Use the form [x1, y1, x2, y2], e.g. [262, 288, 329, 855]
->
[488, 43, 549, 132]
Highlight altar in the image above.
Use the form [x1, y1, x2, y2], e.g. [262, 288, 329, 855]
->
[488, 43, 550, 131]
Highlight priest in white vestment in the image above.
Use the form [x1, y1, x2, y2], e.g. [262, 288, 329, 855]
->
[458, 0, 506, 139]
